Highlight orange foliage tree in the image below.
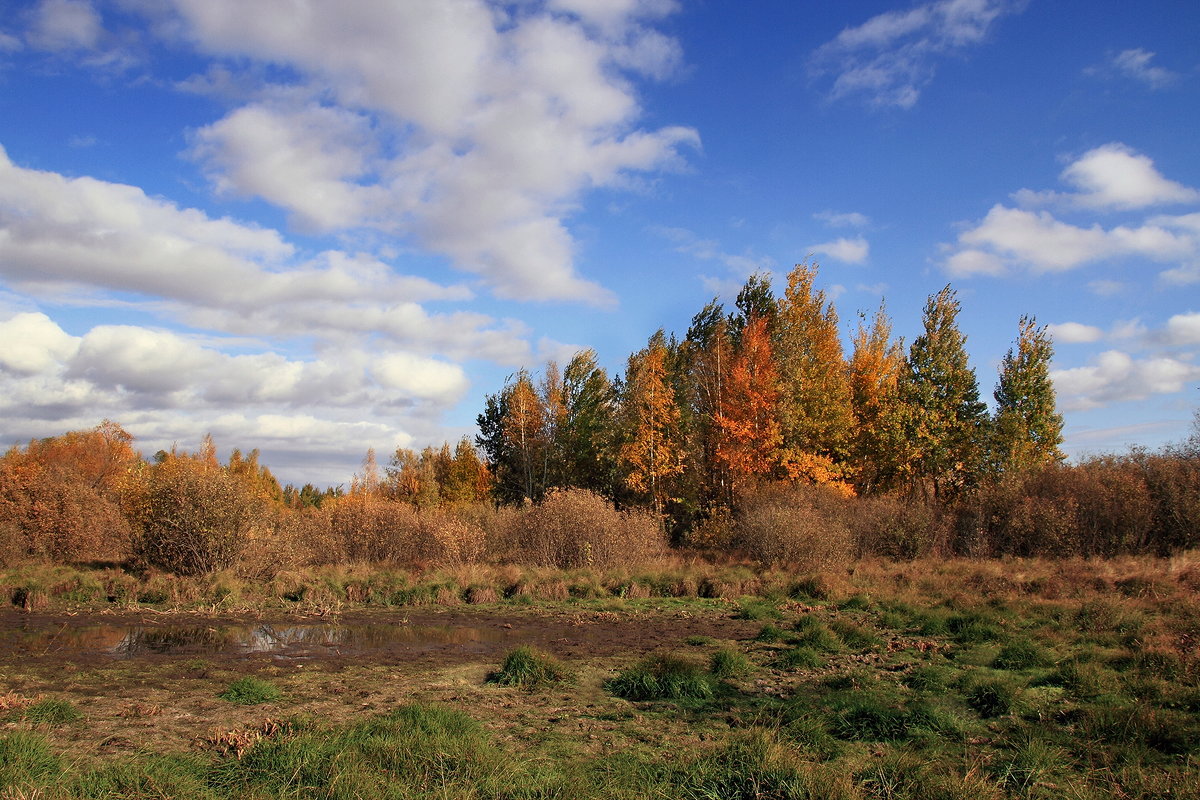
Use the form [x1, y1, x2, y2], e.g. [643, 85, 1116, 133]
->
[714, 315, 782, 493]
[620, 335, 685, 515]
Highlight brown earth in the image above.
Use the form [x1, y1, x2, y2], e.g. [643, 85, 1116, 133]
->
[0, 602, 763, 763]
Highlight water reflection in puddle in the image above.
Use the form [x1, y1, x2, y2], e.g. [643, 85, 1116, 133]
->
[2, 622, 508, 659]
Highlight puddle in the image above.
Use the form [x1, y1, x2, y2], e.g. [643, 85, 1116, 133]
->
[1, 621, 509, 660]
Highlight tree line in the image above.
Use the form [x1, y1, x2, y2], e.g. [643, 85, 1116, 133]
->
[476, 264, 1063, 536]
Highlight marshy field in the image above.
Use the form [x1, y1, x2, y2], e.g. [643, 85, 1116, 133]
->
[2, 554, 1198, 799]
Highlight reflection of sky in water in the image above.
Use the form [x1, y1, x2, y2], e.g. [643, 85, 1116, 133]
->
[2, 623, 505, 659]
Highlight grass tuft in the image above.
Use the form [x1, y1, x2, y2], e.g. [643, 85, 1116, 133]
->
[487, 645, 570, 689]
[218, 676, 282, 705]
[607, 654, 716, 701]
[23, 698, 82, 725]
[709, 647, 752, 679]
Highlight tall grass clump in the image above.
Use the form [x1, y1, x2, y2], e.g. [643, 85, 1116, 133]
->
[607, 654, 716, 701]
[487, 646, 570, 689]
[0, 731, 64, 790]
[23, 698, 82, 725]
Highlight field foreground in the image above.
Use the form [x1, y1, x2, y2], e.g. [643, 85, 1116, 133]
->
[1, 555, 1199, 799]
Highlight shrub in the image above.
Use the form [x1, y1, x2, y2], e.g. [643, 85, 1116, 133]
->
[735, 484, 853, 570]
[487, 646, 569, 689]
[501, 489, 667, 568]
[607, 654, 716, 701]
[137, 453, 256, 576]
[219, 677, 282, 705]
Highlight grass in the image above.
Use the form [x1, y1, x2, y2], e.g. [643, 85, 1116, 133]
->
[607, 654, 718, 701]
[487, 645, 570, 688]
[23, 698, 82, 725]
[2, 552, 1200, 799]
[218, 676, 282, 705]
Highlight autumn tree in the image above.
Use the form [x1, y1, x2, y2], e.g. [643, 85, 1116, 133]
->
[773, 263, 855, 490]
[619, 334, 685, 515]
[476, 369, 550, 504]
[714, 315, 782, 492]
[847, 302, 908, 494]
[899, 286, 988, 498]
[991, 316, 1064, 474]
[0, 420, 141, 564]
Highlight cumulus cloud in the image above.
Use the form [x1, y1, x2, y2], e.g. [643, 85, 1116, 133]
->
[1164, 311, 1200, 345]
[0, 313, 472, 483]
[1046, 322, 1104, 344]
[1014, 143, 1200, 211]
[0, 146, 547, 362]
[810, 236, 869, 264]
[944, 144, 1200, 279]
[809, 0, 1024, 109]
[1052, 350, 1200, 411]
[160, 0, 698, 304]
[0, 312, 80, 373]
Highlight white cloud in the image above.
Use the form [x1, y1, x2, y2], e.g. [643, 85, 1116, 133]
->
[0, 312, 80, 374]
[814, 210, 870, 228]
[1052, 350, 1200, 411]
[1014, 143, 1199, 211]
[950, 205, 1195, 274]
[1164, 311, 1200, 345]
[1046, 322, 1103, 344]
[371, 353, 469, 403]
[1111, 48, 1178, 89]
[192, 103, 388, 232]
[945, 248, 1005, 277]
[26, 0, 101, 51]
[810, 236, 869, 264]
[1087, 279, 1126, 296]
[0, 146, 544, 362]
[162, 0, 698, 304]
[809, 0, 1024, 109]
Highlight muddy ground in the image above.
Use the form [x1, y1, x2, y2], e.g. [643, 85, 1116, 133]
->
[0, 601, 764, 763]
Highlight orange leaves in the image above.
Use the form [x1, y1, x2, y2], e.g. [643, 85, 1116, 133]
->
[714, 315, 781, 489]
[620, 339, 684, 510]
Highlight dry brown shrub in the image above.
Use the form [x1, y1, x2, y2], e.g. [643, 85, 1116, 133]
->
[500, 489, 667, 568]
[420, 509, 486, 565]
[735, 483, 854, 571]
[137, 457, 256, 575]
[465, 586, 500, 604]
[850, 493, 949, 559]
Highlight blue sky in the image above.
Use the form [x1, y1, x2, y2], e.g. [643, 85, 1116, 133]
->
[0, 0, 1197, 486]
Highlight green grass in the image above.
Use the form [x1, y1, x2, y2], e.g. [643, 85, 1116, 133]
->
[487, 645, 571, 688]
[218, 676, 282, 705]
[607, 654, 717, 701]
[709, 647, 752, 679]
[23, 698, 83, 725]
